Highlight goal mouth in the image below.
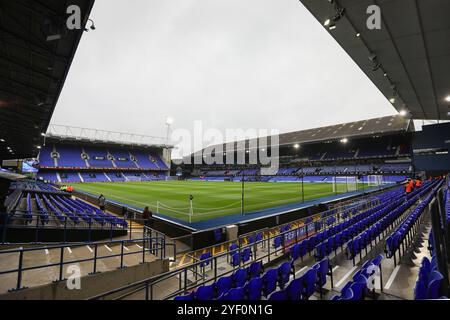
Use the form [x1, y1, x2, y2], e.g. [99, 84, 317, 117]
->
[332, 176, 358, 193]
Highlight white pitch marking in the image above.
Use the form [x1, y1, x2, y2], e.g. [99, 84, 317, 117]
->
[104, 245, 112, 252]
[335, 266, 357, 288]
[86, 245, 93, 253]
[123, 246, 129, 251]
[44, 249, 49, 255]
[384, 265, 401, 290]
[136, 244, 143, 249]
[295, 266, 309, 275]
[67, 247, 72, 254]
[332, 265, 340, 272]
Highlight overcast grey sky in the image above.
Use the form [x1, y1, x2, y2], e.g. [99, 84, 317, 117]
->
[51, 0, 397, 156]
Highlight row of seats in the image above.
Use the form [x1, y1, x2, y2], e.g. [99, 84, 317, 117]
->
[414, 257, 444, 299]
[414, 243, 445, 300]
[235, 199, 375, 259]
[39, 144, 168, 170]
[287, 188, 405, 263]
[286, 189, 404, 264]
[331, 254, 383, 300]
[385, 181, 441, 263]
[413, 183, 449, 299]
[23, 192, 127, 228]
[175, 257, 332, 301]
[268, 258, 331, 300]
[199, 163, 410, 178]
[175, 261, 265, 300]
[344, 182, 437, 264]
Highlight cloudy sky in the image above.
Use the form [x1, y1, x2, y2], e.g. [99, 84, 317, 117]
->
[51, 0, 397, 157]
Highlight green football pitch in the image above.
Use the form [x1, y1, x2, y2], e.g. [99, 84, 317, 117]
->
[74, 180, 359, 222]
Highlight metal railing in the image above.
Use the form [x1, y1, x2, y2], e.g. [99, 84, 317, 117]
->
[177, 195, 382, 266]
[88, 195, 387, 300]
[0, 235, 176, 292]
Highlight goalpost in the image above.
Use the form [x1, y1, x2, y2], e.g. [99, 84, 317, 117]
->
[332, 176, 358, 193]
[367, 175, 382, 187]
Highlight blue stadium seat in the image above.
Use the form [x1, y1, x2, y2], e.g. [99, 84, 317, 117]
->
[262, 269, 278, 297]
[232, 269, 248, 287]
[216, 276, 233, 298]
[273, 236, 283, 249]
[427, 271, 444, 299]
[278, 262, 293, 288]
[230, 252, 241, 267]
[196, 284, 215, 300]
[200, 252, 212, 268]
[300, 268, 318, 300]
[313, 258, 330, 297]
[241, 248, 252, 263]
[244, 277, 263, 300]
[248, 261, 263, 278]
[286, 278, 303, 300]
[268, 289, 287, 300]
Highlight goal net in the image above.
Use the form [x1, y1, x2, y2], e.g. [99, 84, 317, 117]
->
[332, 176, 358, 193]
[367, 175, 382, 187]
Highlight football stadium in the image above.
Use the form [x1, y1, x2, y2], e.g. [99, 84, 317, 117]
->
[0, 0, 449, 308]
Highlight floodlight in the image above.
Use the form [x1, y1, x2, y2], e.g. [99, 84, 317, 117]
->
[166, 117, 174, 125]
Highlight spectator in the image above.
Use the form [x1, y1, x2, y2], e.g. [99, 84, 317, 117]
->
[142, 206, 153, 228]
[122, 206, 128, 220]
[405, 179, 412, 194]
[98, 194, 106, 211]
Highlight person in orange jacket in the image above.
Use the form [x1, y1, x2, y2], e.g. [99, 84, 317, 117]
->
[405, 179, 413, 194]
[415, 179, 422, 188]
[405, 181, 412, 194]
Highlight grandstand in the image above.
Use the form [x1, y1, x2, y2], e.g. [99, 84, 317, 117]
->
[186, 115, 412, 183]
[0, 0, 450, 306]
[37, 125, 170, 183]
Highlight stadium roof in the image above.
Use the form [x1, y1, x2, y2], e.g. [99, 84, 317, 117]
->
[0, 0, 95, 160]
[45, 124, 173, 149]
[192, 115, 413, 156]
[299, 0, 450, 121]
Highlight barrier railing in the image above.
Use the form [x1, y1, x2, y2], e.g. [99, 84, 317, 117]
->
[0, 235, 176, 292]
[88, 193, 390, 300]
[1, 211, 128, 244]
[177, 194, 382, 267]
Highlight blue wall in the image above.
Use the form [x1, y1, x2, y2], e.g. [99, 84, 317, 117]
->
[412, 122, 450, 172]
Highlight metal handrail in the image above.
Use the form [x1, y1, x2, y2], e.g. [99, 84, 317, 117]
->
[0, 235, 175, 292]
[178, 195, 381, 266]
[88, 193, 391, 300]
